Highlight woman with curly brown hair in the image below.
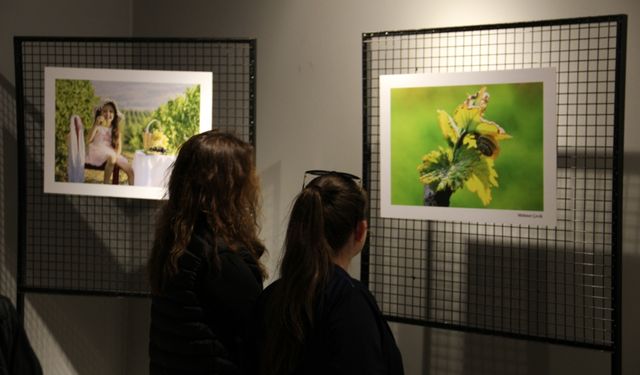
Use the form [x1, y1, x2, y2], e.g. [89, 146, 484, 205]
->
[147, 130, 266, 375]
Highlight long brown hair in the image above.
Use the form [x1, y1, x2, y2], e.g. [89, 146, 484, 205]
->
[97, 100, 122, 151]
[261, 173, 367, 375]
[147, 130, 266, 294]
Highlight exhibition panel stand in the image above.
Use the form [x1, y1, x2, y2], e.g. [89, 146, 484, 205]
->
[14, 37, 256, 307]
[362, 15, 626, 374]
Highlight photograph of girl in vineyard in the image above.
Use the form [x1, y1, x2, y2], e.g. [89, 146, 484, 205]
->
[85, 100, 135, 185]
[47, 67, 212, 199]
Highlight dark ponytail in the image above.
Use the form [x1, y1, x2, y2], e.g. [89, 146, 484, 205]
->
[281, 186, 332, 337]
[261, 173, 367, 375]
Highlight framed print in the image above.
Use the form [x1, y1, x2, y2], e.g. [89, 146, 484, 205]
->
[379, 68, 557, 227]
[44, 67, 212, 200]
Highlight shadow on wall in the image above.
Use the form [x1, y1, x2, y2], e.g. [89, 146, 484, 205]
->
[622, 152, 640, 248]
[6, 71, 154, 374]
[465, 241, 610, 375]
[427, 328, 546, 375]
[398, 237, 612, 375]
[466, 239, 615, 344]
[24, 293, 132, 375]
[12, 69, 154, 292]
[622, 152, 640, 374]
[0, 74, 18, 299]
[465, 243, 547, 375]
[402, 165, 620, 375]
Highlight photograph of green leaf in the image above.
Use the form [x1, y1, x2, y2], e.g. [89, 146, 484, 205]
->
[379, 69, 557, 226]
[391, 82, 543, 210]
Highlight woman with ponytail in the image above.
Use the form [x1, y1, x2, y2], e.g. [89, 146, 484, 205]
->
[252, 171, 404, 375]
[147, 130, 266, 375]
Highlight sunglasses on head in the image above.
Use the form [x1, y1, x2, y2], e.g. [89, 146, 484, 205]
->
[302, 169, 361, 189]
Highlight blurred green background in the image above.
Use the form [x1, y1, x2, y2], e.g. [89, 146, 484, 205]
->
[390, 82, 545, 210]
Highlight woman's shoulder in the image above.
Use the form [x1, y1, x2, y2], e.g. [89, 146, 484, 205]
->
[326, 266, 361, 296]
[260, 279, 281, 299]
[321, 266, 383, 315]
[317, 267, 357, 310]
[254, 278, 284, 314]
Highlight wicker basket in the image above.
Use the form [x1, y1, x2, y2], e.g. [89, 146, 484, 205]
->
[143, 119, 167, 155]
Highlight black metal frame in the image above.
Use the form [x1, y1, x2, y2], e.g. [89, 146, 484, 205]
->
[362, 15, 626, 374]
[14, 37, 257, 313]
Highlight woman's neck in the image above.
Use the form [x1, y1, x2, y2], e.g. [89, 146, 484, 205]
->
[332, 242, 356, 271]
[332, 253, 351, 271]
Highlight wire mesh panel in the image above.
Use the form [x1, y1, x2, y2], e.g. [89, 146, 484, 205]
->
[362, 14, 625, 354]
[15, 37, 256, 296]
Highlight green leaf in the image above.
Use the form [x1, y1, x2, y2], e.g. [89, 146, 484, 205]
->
[418, 87, 509, 207]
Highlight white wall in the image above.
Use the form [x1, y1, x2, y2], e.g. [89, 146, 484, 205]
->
[132, 1, 640, 374]
[0, 1, 140, 374]
[1, 0, 638, 374]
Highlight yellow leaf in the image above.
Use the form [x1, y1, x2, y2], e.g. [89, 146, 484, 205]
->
[485, 157, 498, 186]
[471, 87, 490, 110]
[437, 110, 459, 143]
[475, 121, 511, 140]
[463, 134, 477, 149]
[452, 105, 483, 132]
[444, 147, 454, 162]
[419, 174, 438, 185]
[420, 150, 442, 168]
[465, 174, 492, 206]
[464, 157, 499, 206]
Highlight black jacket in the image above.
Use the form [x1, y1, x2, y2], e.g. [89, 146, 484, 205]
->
[149, 221, 263, 375]
[0, 296, 42, 375]
[253, 266, 404, 375]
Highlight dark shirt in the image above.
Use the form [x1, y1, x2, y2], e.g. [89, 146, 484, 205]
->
[0, 296, 42, 375]
[149, 221, 263, 375]
[254, 266, 404, 375]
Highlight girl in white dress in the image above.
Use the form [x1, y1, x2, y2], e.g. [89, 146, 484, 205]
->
[85, 100, 134, 185]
